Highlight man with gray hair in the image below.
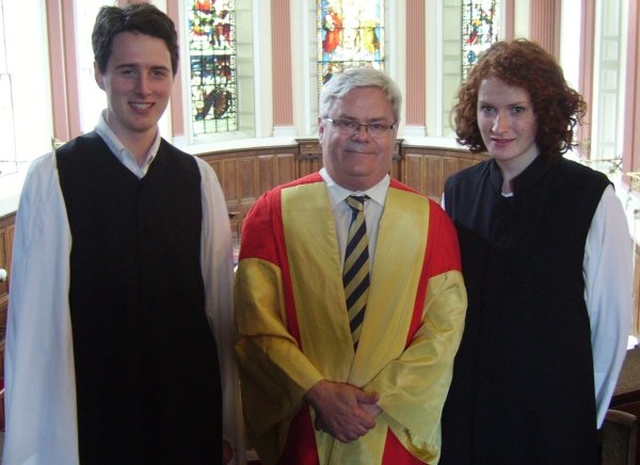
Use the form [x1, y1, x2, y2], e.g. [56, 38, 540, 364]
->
[234, 67, 467, 464]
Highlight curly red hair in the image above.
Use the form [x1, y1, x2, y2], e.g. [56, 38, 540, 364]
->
[453, 39, 586, 159]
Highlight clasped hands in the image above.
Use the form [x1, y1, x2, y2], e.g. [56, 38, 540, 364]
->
[304, 379, 382, 443]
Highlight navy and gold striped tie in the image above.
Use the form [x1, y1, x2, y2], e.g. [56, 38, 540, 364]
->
[343, 195, 370, 349]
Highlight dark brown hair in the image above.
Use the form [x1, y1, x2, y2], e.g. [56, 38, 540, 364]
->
[92, 3, 179, 76]
[453, 39, 586, 159]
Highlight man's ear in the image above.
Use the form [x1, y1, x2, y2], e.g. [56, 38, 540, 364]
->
[94, 63, 105, 90]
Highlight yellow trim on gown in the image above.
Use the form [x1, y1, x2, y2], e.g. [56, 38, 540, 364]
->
[235, 180, 466, 464]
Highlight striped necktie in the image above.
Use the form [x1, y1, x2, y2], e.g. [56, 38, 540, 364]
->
[343, 195, 370, 349]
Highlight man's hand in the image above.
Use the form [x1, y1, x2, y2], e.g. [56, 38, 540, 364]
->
[304, 380, 380, 443]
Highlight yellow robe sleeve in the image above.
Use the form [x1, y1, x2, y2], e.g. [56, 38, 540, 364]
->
[235, 258, 325, 464]
[235, 181, 467, 465]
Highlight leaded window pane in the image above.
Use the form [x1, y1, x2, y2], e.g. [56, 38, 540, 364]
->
[317, 0, 385, 93]
[461, 1, 499, 78]
[188, 0, 238, 136]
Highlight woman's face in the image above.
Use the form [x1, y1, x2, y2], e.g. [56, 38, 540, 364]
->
[477, 76, 539, 174]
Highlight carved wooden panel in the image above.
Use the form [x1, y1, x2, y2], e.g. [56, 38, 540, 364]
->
[201, 146, 300, 243]
[424, 155, 446, 199]
[402, 152, 427, 193]
[257, 153, 297, 194]
[298, 139, 323, 177]
[401, 147, 487, 201]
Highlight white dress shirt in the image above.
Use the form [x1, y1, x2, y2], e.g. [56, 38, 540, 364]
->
[319, 167, 389, 267]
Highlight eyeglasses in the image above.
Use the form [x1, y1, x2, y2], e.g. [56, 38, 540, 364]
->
[323, 117, 397, 137]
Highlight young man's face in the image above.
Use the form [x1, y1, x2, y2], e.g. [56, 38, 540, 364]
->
[94, 32, 174, 146]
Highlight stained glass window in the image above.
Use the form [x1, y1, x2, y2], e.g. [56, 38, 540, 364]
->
[188, 0, 237, 136]
[461, 1, 499, 78]
[317, 0, 385, 93]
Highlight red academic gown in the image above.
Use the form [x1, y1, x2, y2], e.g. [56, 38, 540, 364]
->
[235, 173, 467, 465]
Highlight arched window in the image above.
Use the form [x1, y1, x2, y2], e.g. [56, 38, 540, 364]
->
[188, 0, 238, 136]
[316, 0, 385, 92]
[461, 0, 500, 78]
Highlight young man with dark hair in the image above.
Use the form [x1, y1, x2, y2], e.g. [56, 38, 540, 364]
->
[3, 4, 242, 464]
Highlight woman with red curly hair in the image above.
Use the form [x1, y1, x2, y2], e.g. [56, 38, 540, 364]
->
[440, 39, 632, 464]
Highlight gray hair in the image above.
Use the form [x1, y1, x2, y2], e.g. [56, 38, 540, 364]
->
[319, 68, 402, 122]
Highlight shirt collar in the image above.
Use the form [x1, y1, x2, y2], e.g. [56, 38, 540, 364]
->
[94, 109, 161, 175]
[319, 167, 390, 208]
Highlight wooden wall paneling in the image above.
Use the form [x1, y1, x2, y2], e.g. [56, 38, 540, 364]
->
[297, 139, 323, 177]
[204, 156, 241, 242]
[221, 157, 241, 212]
[206, 158, 222, 182]
[389, 158, 401, 182]
[442, 155, 483, 187]
[0, 216, 14, 310]
[300, 156, 324, 177]
[275, 153, 297, 186]
[297, 157, 323, 178]
[237, 155, 259, 240]
[257, 154, 276, 196]
[401, 146, 488, 200]
[255, 149, 298, 194]
[390, 143, 402, 181]
[206, 157, 233, 205]
[425, 155, 446, 200]
[204, 147, 298, 242]
[401, 152, 427, 194]
[238, 155, 258, 206]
